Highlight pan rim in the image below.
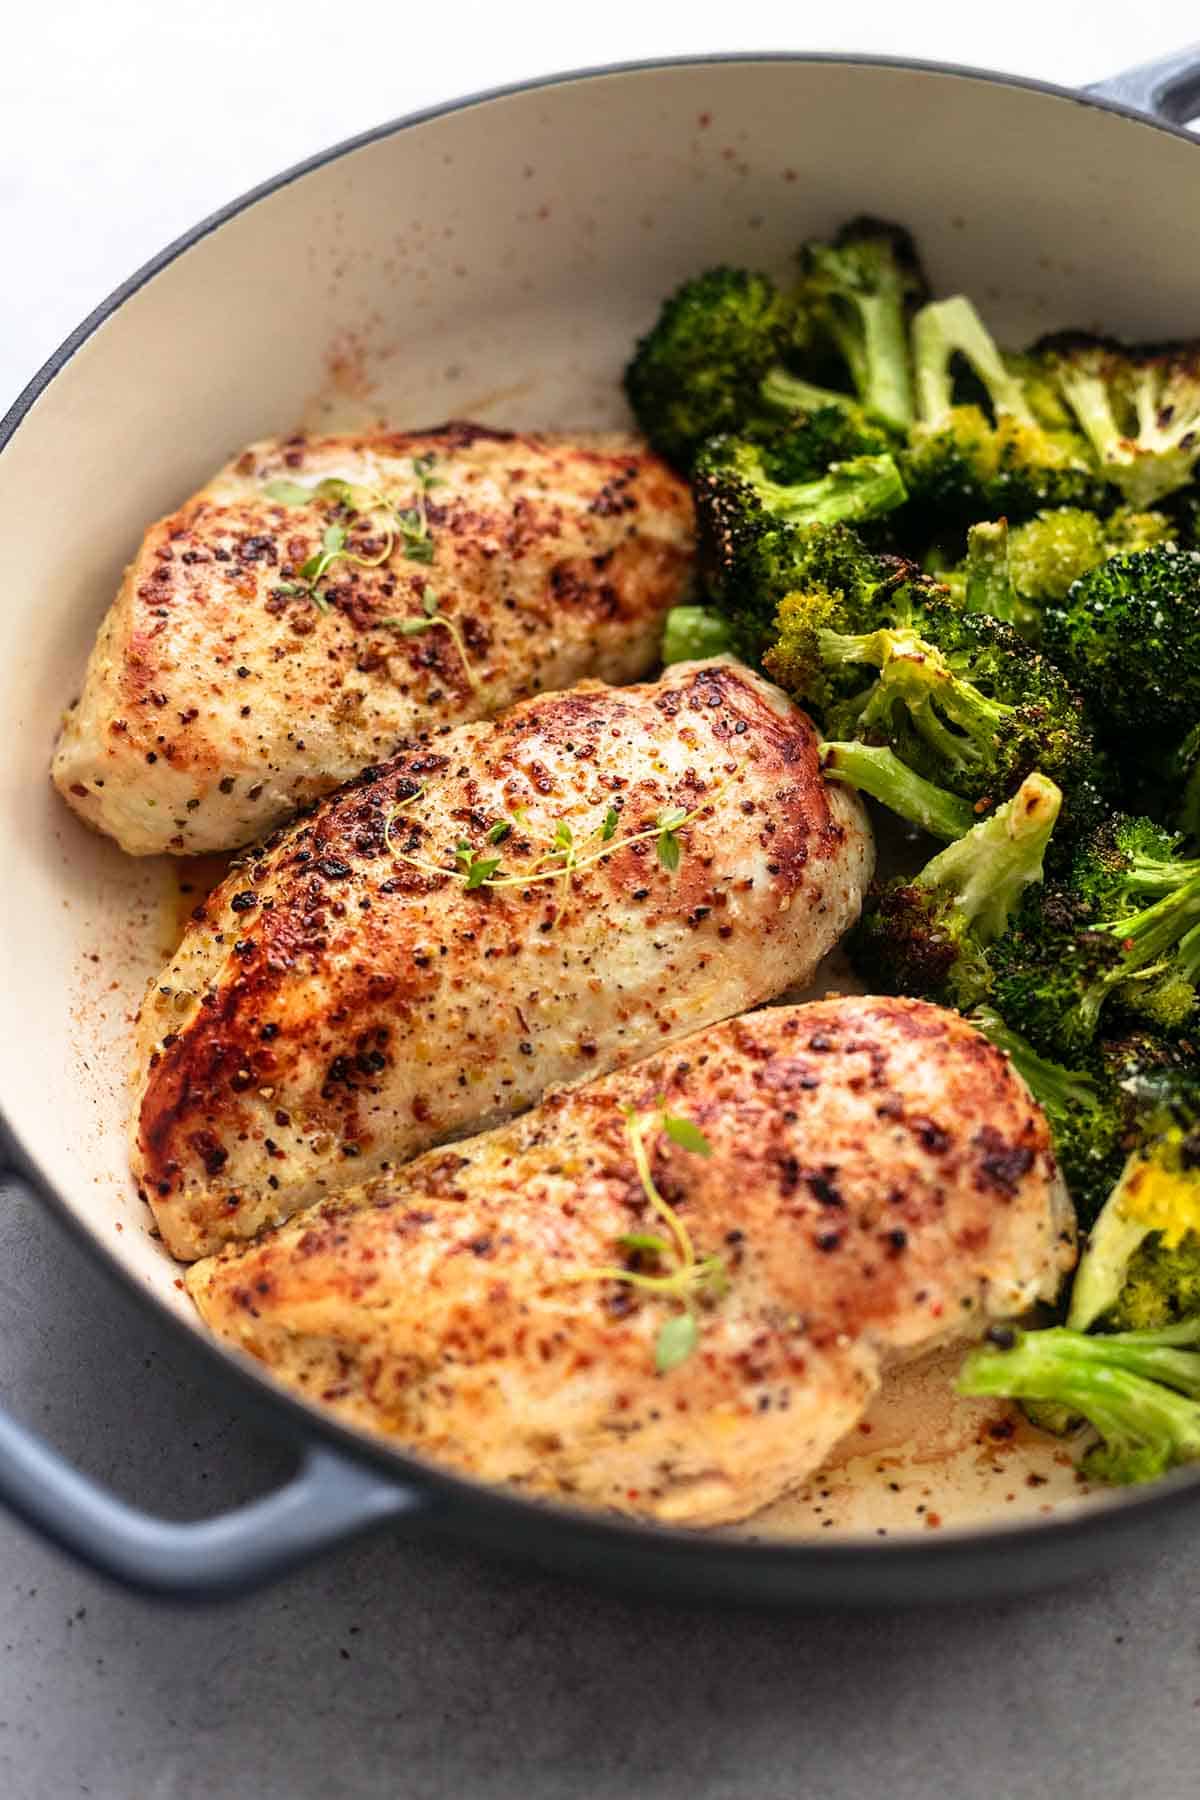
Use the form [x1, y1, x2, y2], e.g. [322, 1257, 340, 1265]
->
[6, 45, 1200, 1576]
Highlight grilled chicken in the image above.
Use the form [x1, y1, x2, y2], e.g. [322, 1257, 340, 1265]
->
[188, 996, 1075, 1528]
[53, 424, 693, 855]
[133, 660, 872, 1261]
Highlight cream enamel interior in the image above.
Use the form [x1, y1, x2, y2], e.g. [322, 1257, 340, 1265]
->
[2, 58, 1195, 1543]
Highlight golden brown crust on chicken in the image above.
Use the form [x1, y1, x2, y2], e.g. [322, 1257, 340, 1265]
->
[134, 661, 872, 1260]
[52, 424, 693, 854]
[187, 996, 1075, 1528]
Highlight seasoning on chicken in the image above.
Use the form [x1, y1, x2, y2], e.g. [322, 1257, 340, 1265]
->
[52, 424, 694, 855]
[133, 659, 872, 1260]
[188, 996, 1075, 1528]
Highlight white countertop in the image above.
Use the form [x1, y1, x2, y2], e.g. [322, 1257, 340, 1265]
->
[3, 6, 1200, 1796]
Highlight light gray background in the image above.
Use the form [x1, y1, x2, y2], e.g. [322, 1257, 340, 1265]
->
[4, 6, 1200, 1797]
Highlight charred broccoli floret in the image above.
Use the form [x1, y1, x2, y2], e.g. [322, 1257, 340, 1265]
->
[1038, 332, 1200, 507]
[1043, 546, 1200, 736]
[903, 298, 1106, 522]
[763, 564, 1097, 819]
[848, 775, 1061, 1009]
[989, 814, 1200, 1053]
[624, 267, 798, 469]
[793, 216, 927, 432]
[959, 1315, 1200, 1485]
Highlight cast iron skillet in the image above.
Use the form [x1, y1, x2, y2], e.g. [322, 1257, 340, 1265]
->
[2, 45, 1200, 1605]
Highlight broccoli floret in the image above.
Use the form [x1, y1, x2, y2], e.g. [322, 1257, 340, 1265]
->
[1038, 332, 1200, 507]
[848, 775, 1061, 1009]
[695, 435, 906, 534]
[624, 267, 797, 468]
[989, 814, 1200, 1053]
[958, 1316, 1200, 1485]
[904, 299, 1106, 522]
[660, 606, 733, 665]
[794, 217, 927, 432]
[759, 369, 900, 440]
[763, 568, 1097, 820]
[971, 1008, 1125, 1225]
[1043, 547, 1200, 736]
[939, 507, 1177, 641]
[1066, 1070, 1200, 1331]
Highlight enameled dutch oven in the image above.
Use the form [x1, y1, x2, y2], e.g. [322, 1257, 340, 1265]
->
[4, 46, 1200, 1605]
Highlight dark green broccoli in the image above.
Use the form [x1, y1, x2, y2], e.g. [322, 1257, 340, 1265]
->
[1171, 722, 1200, 843]
[1043, 547, 1200, 737]
[903, 298, 1107, 522]
[660, 605, 734, 665]
[695, 435, 906, 533]
[988, 814, 1200, 1054]
[762, 560, 1098, 820]
[937, 507, 1177, 640]
[793, 216, 927, 432]
[848, 774, 1062, 1010]
[958, 1315, 1200, 1485]
[1038, 332, 1200, 507]
[623, 267, 797, 469]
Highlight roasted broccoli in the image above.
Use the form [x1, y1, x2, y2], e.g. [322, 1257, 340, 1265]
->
[1043, 547, 1200, 736]
[848, 774, 1061, 1009]
[762, 556, 1097, 819]
[660, 605, 734, 665]
[1038, 332, 1200, 507]
[988, 814, 1200, 1053]
[959, 1316, 1200, 1485]
[1172, 722, 1200, 844]
[817, 741, 977, 840]
[793, 216, 927, 432]
[1066, 1070, 1200, 1331]
[623, 267, 798, 469]
[937, 507, 1177, 640]
[903, 298, 1107, 523]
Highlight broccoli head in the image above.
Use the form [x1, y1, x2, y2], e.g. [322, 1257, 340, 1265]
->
[958, 1315, 1200, 1485]
[903, 298, 1107, 522]
[763, 565, 1097, 819]
[1043, 546, 1200, 736]
[988, 814, 1200, 1053]
[937, 506, 1177, 640]
[848, 774, 1062, 1010]
[623, 267, 797, 469]
[794, 216, 927, 432]
[1038, 332, 1200, 507]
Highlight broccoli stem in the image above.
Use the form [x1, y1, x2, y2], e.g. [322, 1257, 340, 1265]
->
[755, 454, 907, 530]
[911, 297, 1036, 426]
[1100, 876, 1200, 989]
[963, 519, 1017, 624]
[958, 1322, 1200, 1482]
[909, 774, 1061, 945]
[804, 247, 916, 431]
[760, 367, 861, 418]
[970, 1005, 1100, 1120]
[660, 605, 734, 666]
[827, 633, 1013, 784]
[818, 741, 976, 840]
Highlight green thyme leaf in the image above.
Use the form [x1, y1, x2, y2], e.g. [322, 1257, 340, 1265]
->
[264, 479, 313, 505]
[599, 806, 619, 842]
[657, 808, 687, 831]
[391, 617, 432, 637]
[655, 1312, 699, 1373]
[322, 523, 346, 553]
[657, 831, 681, 873]
[660, 1112, 713, 1157]
[487, 821, 512, 845]
[616, 1233, 671, 1256]
[464, 856, 501, 890]
[315, 477, 355, 508]
[422, 586, 439, 617]
[553, 821, 574, 851]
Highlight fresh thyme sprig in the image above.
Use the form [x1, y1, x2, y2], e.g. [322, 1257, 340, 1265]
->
[569, 1104, 726, 1373]
[394, 453, 440, 563]
[264, 454, 440, 612]
[379, 586, 482, 695]
[381, 776, 735, 913]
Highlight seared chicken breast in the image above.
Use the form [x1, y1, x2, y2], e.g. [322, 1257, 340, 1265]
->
[134, 660, 872, 1260]
[188, 996, 1075, 1528]
[53, 424, 693, 855]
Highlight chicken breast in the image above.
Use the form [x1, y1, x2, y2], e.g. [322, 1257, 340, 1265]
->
[133, 660, 872, 1261]
[188, 996, 1075, 1528]
[53, 423, 693, 855]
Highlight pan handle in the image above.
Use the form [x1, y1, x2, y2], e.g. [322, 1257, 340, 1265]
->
[0, 1403, 426, 1598]
[1085, 44, 1200, 123]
